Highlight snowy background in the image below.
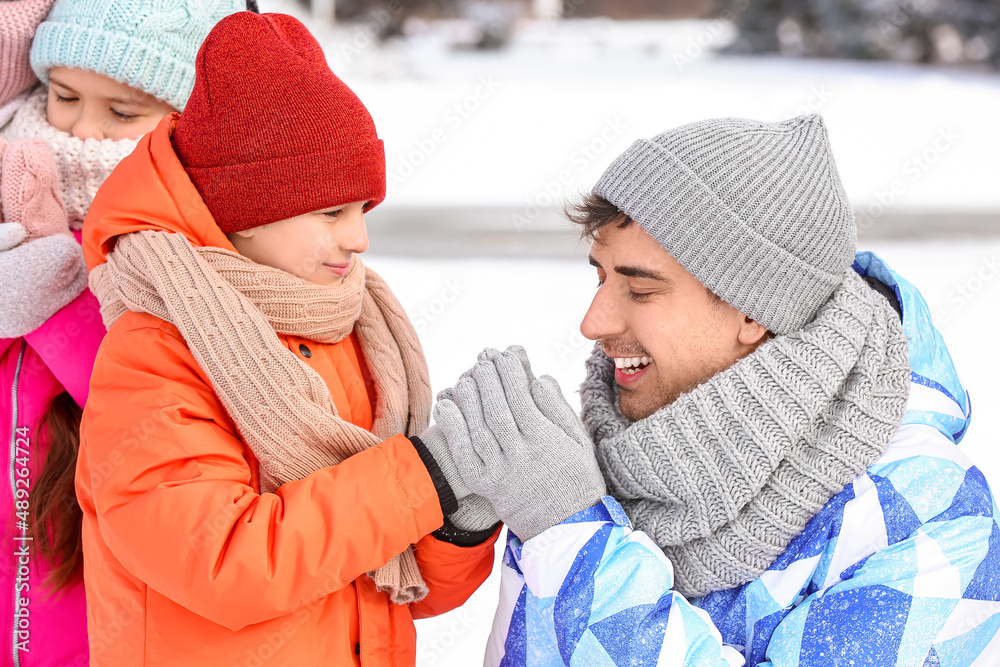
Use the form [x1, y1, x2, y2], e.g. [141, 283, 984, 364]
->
[259, 2, 1000, 663]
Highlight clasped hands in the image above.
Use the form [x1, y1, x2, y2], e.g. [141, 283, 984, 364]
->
[420, 346, 606, 542]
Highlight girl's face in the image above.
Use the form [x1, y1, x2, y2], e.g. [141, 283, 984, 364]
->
[46, 66, 178, 141]
[227, 201, 371, 287]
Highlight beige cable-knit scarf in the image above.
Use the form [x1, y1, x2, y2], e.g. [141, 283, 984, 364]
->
[581, 270, 911, 598]
[1, 86, 139, 228]
[89, 230, 433, 603]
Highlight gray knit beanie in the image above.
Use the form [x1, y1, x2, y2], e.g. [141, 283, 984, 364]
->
[594, 114, 856, 335]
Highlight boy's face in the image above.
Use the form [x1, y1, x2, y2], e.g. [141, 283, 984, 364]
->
[46, 66, 178, 141]
[227, 201, 370, 287]
[580, 221, 768, 421]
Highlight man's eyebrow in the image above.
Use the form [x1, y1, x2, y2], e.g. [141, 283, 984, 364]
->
[589, 255, 671, 283]
[615, 265, 671, 283]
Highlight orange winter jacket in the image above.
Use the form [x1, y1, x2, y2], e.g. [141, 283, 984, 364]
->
[77, 115, 499, 666]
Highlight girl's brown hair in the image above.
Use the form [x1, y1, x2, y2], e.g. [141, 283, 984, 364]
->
[30, 392, 84, 591]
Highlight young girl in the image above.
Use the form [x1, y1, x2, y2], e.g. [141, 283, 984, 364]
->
[79, 11, 500, 665]
[0, 0, 249, 664]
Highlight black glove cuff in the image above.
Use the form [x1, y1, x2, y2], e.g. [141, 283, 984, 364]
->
[408, 436, 459, 516]
[433, 516, 502, 547]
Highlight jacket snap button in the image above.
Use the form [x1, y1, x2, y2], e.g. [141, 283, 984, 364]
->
[355, 642, 360, 655]
[299, 343, 312, 358]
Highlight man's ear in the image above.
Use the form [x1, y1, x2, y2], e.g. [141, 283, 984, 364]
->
[737, 315, 769, 347]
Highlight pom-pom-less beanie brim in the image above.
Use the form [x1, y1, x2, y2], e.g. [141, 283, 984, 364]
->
[596, 115, 857, 335]
[31, 23, 196, 112]
[29, 0, 249, 112]
[173, 12, 386, 233]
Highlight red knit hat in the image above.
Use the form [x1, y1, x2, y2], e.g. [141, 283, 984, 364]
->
[172, 12, 386, 234]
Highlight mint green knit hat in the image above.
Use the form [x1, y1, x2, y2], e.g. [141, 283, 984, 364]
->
[29, 0, 248, 112]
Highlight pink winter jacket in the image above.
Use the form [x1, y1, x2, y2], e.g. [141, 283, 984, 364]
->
[0, 230, 104, 666]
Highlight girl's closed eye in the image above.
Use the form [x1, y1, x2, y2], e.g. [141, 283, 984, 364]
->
[111, 108, 138, 121]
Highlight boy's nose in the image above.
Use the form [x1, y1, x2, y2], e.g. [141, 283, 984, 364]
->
[342, 210, 370, 255]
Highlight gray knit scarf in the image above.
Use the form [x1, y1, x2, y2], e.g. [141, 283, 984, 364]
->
[581, 270, 911, 598]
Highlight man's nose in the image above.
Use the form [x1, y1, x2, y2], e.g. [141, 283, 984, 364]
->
[580, 285, 625, 341]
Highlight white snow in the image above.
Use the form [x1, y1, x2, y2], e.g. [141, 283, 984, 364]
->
[261, 0, 1000, 218]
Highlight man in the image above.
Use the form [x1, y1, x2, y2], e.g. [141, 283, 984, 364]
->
[433, 115, 999, 665]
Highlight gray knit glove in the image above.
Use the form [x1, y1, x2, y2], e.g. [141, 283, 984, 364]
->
[417, 420, 500, 533]
[440, 346, 606, 541]
[0, 224, 88, 338]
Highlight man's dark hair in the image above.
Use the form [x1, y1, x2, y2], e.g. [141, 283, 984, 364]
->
[569, 191, 728, 306]
[246, 0, 260, 12]
[565, 192, 632, 241]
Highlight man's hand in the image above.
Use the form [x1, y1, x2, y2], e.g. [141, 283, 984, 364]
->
[438, 346, 606, 541]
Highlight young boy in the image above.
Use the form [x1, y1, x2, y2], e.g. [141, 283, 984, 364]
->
[79, 12, 499, 665]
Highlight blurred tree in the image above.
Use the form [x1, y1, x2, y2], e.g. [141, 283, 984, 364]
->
[564, 0, 713, 19]
[297, 0, 518, 48]
[718, 0, 1000, 69]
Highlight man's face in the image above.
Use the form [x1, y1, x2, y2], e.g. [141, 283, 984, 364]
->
[580, 221, 766, 421]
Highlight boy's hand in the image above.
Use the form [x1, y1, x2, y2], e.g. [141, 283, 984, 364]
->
[441, 347, 606, 541]
[416, 420, 500, 533]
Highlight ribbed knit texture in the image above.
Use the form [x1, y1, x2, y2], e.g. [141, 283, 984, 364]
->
[1, 136, 69, 241]
[0, 91, 30, 130]
[595, 115, 856, 335]
[89, 230, 434, 604]
[29, 0, 247, 112]
[172, 12, 386, 233]
[0, 0, 55, 107]
[2, 88, 138, 227]
[581, 270, 911, 597]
